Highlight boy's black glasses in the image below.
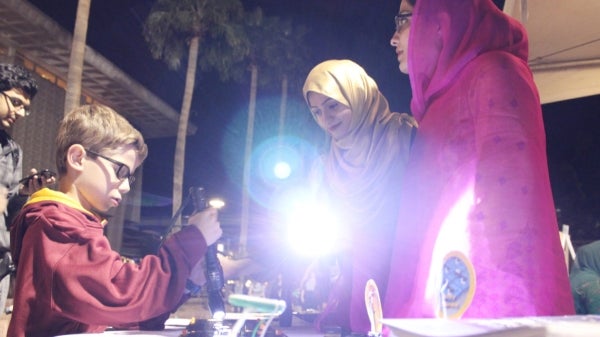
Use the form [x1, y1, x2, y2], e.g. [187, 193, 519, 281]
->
[85, 148, 135, 185]
[2, 92, 31, 116]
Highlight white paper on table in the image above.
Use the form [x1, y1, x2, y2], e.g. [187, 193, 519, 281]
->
[381, 316, 600, 337]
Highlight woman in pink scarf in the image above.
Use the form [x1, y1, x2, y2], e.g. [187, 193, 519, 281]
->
[385, 0, 575, 318]
[303, 59, 414, 333]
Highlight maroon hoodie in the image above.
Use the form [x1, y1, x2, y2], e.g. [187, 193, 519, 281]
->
[9, 188, 207, 337]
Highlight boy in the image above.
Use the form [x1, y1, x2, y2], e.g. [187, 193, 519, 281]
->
[8, 104, 222, 336]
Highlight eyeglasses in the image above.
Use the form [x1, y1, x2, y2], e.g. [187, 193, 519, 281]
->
[85, 148, 135, 185]
[2, 92, 31, 116]
[394, 12, 412, 31]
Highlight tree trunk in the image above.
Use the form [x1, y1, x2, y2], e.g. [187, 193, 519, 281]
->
[172, 36, 200, 223]
[240, 63, 258, 256]
[64, 0, 91, 115]
[278, 74, 288, 143]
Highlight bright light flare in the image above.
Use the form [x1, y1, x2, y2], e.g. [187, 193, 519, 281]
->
[273, 161, 292, 179]
[286, 200, 340, 257]
[209, 198, 225, 209]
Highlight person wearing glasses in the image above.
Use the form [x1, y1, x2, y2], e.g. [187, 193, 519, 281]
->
[384, 0, 574, 319]
[303, 59, 415, 334]
[0, 63, 56, 316]
[7, 104, 223, 336]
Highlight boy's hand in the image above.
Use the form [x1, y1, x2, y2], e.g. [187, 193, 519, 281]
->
[188, 259, 207, 286]
[188, 207, 222, 246]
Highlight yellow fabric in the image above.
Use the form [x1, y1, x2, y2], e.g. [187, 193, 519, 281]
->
[25, 188, 99, 220]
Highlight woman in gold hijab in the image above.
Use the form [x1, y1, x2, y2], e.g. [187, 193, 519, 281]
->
[303, 59, 415, 334]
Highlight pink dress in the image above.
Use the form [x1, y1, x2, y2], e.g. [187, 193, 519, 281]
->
[384, 0, 574, 318]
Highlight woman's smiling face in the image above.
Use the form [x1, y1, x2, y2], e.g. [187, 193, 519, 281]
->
[307, 91, 353, 140]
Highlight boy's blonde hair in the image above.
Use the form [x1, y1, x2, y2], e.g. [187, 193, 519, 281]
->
[55, 104, 148, 175]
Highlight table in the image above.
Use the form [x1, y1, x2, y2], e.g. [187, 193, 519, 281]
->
[57, 316, 322, 337]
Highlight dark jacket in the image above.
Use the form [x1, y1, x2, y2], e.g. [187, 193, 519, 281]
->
[571, 240, 600, 314]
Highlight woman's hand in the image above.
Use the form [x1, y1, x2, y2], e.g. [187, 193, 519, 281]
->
[398, 112, 419, 128]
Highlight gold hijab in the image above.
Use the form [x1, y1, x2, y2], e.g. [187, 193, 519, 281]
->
[303, 59, 414, 227]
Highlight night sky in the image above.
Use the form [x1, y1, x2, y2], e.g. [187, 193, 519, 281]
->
[26, 0, 600, 244]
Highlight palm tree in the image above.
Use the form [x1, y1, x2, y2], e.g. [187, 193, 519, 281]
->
[64, 0, 91, 115]
[143, 0, 246, 222]
[268, 20, 311, 143]
[233, 9, 299, 255]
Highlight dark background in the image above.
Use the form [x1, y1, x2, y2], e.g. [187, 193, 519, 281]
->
[26, 0, 600, 244]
